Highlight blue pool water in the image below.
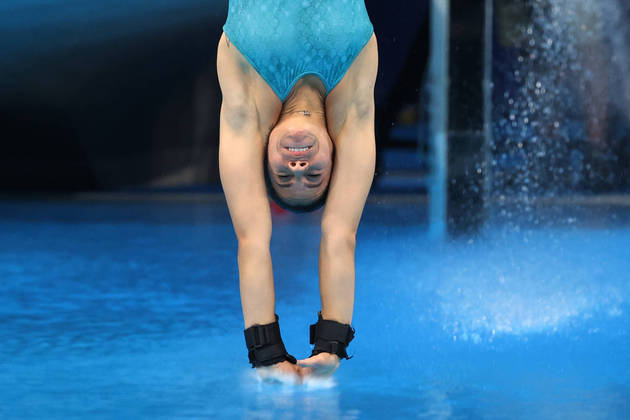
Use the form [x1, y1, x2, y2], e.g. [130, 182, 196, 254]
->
[1, 197, 629, 418]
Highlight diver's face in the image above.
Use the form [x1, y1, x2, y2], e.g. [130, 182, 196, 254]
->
[267, 117, 333, 206]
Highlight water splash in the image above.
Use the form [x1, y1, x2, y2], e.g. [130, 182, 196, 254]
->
[434, 229, 629, 342]
[491, 0, 630, 223]
[456, 0, 630, 342]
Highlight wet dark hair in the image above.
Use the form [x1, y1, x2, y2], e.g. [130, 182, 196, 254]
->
[263, 149, 332, 213]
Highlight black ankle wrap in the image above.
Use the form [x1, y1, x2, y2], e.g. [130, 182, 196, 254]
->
[309, 311, 355, 360]
[243, 314, 297, 368]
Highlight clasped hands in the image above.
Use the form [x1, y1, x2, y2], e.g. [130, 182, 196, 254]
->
[256, 352, 340, 385]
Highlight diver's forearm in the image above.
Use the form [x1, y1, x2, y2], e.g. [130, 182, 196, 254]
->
[318, 233, 356, 324]
[238, 240, 276, 328]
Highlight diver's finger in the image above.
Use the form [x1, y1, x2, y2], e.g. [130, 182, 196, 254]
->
[297, 355, 327, 366]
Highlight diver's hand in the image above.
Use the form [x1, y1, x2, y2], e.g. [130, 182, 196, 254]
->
[256, 360, 305, 385]
[297, 353, 340, 378]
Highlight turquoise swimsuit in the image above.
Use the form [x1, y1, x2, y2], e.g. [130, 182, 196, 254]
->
[223, 0, 374, 102]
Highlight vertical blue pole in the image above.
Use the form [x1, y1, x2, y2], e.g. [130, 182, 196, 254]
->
[428, 0, 449, 239]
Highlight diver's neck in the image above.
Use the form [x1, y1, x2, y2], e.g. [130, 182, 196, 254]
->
[280, 77, 326, 120]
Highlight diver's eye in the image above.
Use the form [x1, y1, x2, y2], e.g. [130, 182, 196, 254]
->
[306, 174, 321, 180]
[278, 174, 291, 180]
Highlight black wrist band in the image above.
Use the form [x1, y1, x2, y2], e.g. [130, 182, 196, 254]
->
[243, 314, 297, 368]
[309, 311, 355, 360]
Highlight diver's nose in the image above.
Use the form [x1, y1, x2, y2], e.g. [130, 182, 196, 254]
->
[288, 160, 308, 172]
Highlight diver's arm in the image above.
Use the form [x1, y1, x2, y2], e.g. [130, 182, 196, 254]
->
[219, 102, 276, 329]
[217, 37, 276, 329]
[318, 35, 378, 326]
[298, 97, 375, 374]
[299, 88, 375, 374]
[318, 99, 376, 325]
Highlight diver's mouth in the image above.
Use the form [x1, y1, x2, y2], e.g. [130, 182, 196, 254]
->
[286, 146, 312, 152]
[284, 145, 313, 157]
[278, 130, 318, 157]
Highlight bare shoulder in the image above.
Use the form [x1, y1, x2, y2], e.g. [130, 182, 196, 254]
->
[216, 33, 250, 105]
[351, 33, 379, 93]
[216, 33, 281, 133]
[326, 34, 379, 138]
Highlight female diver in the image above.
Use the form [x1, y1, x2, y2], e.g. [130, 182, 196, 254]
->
[216, 0, 378, 384]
